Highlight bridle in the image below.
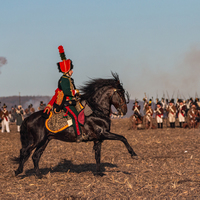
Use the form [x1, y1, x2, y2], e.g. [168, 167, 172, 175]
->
[110, 88, 130, 116]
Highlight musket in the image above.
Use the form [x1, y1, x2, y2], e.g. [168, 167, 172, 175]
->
[172, 90, 175, 99]
[182, 93, 186, 100]
[166, 90, 170, 100]
[177, 90, 180, 99]
[163, 91, 165, 99]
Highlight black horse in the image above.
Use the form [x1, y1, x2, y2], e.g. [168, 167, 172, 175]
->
[14, 73, 137, 178]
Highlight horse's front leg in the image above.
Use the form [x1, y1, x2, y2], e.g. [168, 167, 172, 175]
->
[93, 141, 102, 173]
[102, 131, 137, 158]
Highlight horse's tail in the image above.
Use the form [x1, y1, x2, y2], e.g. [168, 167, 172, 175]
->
[11, 117, 34, 163]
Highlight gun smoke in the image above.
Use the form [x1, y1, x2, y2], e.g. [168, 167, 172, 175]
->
[0, 57, 7, 74]
[128, 46, 200, 99]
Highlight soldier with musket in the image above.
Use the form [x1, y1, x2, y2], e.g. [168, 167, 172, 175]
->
[144, 101, 154, 128]
[166, 99, 176, 128]
[0, 104, 10, 133]
[177, 99, 186, 128]
[187, 102, 199, 127]
[154, 102, 164, 128]
[132, 100, 142, 121]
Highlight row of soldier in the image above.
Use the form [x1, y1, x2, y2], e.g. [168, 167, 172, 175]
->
[132, 97, 200, 129]
[0, 101, 46, 133]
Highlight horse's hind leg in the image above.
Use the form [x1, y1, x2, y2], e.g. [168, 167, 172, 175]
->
[93, 141, 102, 173]
[32, 139, 49, 178]
[102, 131, 137, 158]
[15, 145, 34, 176]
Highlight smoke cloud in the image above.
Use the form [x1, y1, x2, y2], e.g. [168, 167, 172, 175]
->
[128, 46, 200, 100]
[0, 57, 7, 73]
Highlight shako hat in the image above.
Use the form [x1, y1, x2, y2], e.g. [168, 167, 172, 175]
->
[178, 99, 183, 103]
[170, 99, 174, 103]
[156, 102, 162, 106]
[2, 103, 7, 108]
[57, 45, 73, 74]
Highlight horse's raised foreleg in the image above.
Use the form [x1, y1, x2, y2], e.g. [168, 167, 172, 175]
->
[102, 131, 137, 158]
[93, 141, 102, 173]
[15, 145, 35, 176]
[32, 138, 49, 178]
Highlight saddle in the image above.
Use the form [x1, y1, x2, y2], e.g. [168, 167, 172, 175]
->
[45, 101, 93, 133]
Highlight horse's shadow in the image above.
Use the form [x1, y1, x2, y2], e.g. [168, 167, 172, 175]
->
[19, 159, 118, 178]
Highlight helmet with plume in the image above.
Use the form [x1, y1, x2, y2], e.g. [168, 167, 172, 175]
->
[57, 45, 73, 74]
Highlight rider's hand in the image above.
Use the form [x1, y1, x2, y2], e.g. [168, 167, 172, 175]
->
[75, 89, 79, 95]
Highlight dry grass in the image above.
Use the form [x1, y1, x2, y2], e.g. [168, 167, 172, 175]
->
[0, 119, 200, 199]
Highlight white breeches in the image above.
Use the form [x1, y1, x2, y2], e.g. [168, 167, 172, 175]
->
[168, 113, 176, 123]
[1, 119, 10, 133]
[156, 116, 163, 123]
[178, 113, 185, 122]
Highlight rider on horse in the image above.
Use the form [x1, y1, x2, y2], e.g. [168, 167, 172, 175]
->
[43, 45, 86, 142]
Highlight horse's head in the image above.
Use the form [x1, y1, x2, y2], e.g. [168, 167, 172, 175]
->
[109, 72, 129, 116]
[80, 72, 129, 116]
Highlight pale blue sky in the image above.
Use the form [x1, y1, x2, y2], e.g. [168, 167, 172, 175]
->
[1, 0, 200, 100]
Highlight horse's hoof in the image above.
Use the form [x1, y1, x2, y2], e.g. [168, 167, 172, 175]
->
[131, 155, 139, 160]
[36, 172, 43, 179]
[15, 169, 22, 176]
[94, 171, 105, 177]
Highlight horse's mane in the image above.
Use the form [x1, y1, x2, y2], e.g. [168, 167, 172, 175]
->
[80, 72, 124, 102]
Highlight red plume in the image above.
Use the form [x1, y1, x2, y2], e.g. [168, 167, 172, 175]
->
[58, 45, 65, 54]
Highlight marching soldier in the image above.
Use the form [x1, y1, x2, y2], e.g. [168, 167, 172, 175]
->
[177, 99, 186, 128]
[166, 99, 176, 128]
[154, 102, 164, 128]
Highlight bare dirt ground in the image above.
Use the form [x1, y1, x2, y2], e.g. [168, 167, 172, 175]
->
[0, 118, 200, 199]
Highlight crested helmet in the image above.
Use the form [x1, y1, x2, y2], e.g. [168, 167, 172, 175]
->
[57, 45, 73, 74]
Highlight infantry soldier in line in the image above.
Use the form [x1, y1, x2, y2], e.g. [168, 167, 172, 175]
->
[0, 104, 10, 133]
[187, 102, 199, 128]
[143, 97, 148, 115]
[166, 99, 176, 128]
[177, 99, 186, 128]
[186, 98, 193, 116]
[144, 101, 154, 128]
[154, 102, 164, 128]
[132, 100, 142, 121]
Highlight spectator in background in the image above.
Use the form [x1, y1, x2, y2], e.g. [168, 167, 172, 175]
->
[29, 104, 35, 114]
[0, 104, 10, 133]
[38, 101, 46, 111]
[15, 105, 24, 132]
[10, 106, 16, 122]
